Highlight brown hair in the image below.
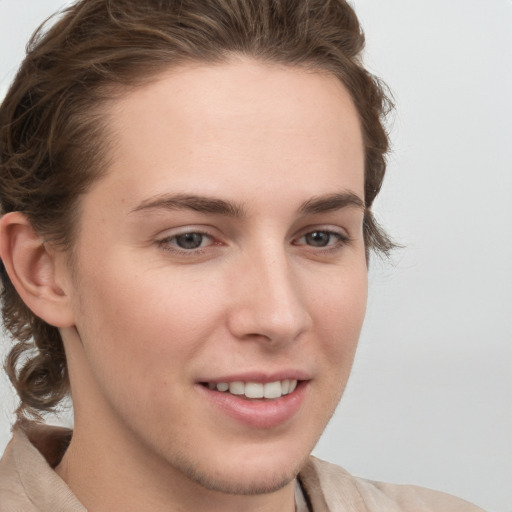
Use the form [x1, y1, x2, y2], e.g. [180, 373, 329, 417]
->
[0, 0, 394, 420]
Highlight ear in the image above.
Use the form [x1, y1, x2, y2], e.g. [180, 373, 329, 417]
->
[0, 212, 75, 328]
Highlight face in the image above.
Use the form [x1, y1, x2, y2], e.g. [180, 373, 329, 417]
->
[60, 59, 367, 495]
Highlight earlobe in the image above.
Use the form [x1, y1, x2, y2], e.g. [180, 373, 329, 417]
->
[0, 212, 75, 328]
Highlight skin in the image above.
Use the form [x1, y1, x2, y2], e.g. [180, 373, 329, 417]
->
[1, 58, 367, 512]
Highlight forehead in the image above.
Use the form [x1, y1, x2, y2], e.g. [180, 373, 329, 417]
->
[86, 59, 364, 214]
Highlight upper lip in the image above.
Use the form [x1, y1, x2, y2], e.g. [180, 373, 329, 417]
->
[198, 370, 311, 384]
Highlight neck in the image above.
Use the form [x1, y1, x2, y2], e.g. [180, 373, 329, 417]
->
[56, 417, 297, 512]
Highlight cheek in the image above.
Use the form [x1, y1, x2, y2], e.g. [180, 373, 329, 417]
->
[73, 261, 225, 377]
[314, 258, 368, 328]
[312, 263, 368, 371]
[70, 270, 215, 426]
[299, 265, 367, 434]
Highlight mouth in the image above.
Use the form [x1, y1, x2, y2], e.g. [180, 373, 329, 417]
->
[200, 379, 298, 400]
[198, 377, 308, 429]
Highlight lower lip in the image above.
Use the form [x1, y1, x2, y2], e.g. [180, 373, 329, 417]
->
[197, 382, 308, 429]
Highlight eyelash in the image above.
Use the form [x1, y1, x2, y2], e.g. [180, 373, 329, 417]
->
[157, 228, 351, 256]
[293, 230, 350, 250]
[158, 230, 215, 254]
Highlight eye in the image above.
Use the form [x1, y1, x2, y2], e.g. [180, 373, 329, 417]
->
[295, 230, 348, 248]
[173, 232, 209, 249]
[159, 231, 214, 252]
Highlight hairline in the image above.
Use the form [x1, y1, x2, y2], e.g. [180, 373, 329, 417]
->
[60, 54, 368, 250]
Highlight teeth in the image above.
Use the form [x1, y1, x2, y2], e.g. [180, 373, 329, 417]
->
[245, 382, 264, 398]
[216, 382, 229, 392]
[211, 379, 298, 399]
[228, 381, 244, 395]
[263, 381, 282, 399]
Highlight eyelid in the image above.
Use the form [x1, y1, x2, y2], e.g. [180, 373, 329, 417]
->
[154, 224, 352, 257]
[293, 225, 350, 242]
[156, 226, 221, 254]
[156, 224, 218, 240]
[291, 226, 353, 256]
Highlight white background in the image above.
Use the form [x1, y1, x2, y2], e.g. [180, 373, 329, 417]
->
[1, 1, 511, 511]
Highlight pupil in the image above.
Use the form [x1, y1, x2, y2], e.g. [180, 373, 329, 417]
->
[306, 231, 329, 247]
[176, 233, 203, 249]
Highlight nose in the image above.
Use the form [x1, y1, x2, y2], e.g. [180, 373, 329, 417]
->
[226, 246, 311, 347]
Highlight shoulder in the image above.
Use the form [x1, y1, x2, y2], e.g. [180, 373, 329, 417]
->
[301, 456, 487, 512]
[0, 424, 84, 512]
[0, 430, 40, 511]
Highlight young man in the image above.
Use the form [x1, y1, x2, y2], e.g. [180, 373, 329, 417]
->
[0, 1, 486, 511]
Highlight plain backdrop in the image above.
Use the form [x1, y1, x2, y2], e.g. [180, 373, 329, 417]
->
[1, 1, 511, 511]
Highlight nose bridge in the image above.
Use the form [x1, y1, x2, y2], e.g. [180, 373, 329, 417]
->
[228, 240, 311, 344]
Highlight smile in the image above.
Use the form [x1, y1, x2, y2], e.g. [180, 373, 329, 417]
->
[204, 379, 298, 399]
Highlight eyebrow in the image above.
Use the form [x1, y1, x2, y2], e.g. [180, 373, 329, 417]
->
[130, 194, 246, 217]
[130, 191, 365, 217]
[298, 192, 365, 215]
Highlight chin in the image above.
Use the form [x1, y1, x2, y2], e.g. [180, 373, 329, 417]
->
[170, 445, 310, 496]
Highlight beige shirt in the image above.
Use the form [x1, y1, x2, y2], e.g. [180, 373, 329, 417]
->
[0, 423, 486, 512]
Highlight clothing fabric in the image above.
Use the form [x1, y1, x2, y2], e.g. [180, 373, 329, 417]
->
[0, 423, 486, 511]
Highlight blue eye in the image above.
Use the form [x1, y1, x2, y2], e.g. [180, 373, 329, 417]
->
[173, 232, 207, 249]
[160, 231, 213, 252]
[297, 230, 347, 248]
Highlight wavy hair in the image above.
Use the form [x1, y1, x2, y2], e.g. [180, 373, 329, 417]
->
[0, 0, 394, 420]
